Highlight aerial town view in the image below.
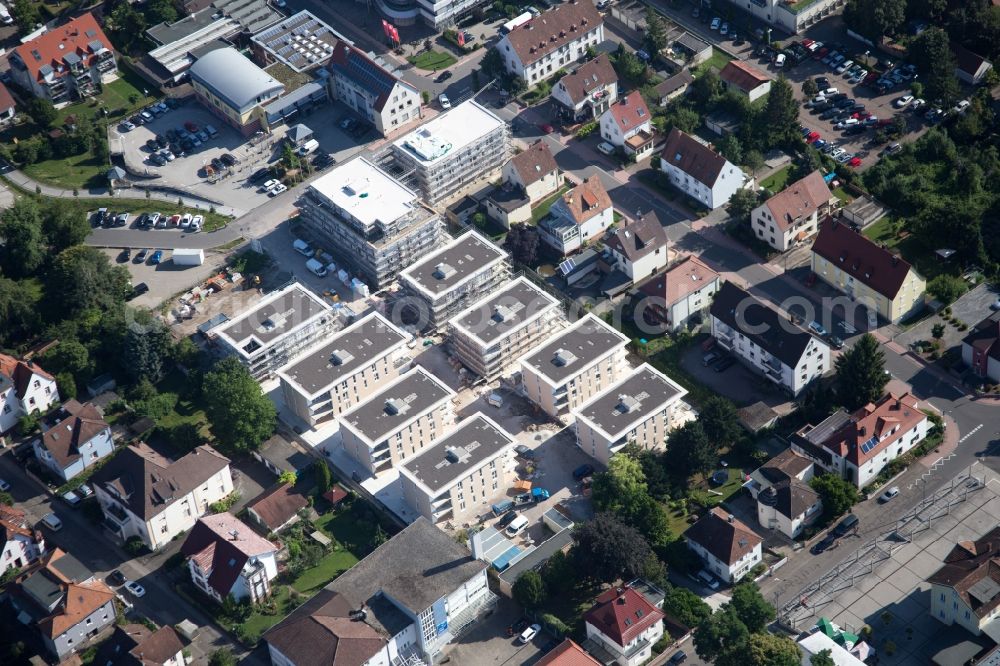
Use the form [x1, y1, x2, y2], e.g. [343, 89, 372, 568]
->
[0, 0, 998, 663]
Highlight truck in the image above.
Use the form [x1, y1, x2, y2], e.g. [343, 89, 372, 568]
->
[172, 248, 204, 266]
[491, 499, 515, 516]
[513, 488, 550, 506]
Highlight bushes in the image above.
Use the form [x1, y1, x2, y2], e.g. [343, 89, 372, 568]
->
[124, 536, 147, 556]
[540, 612, 570, 636]
[209, 491, 241, 514]
[575, 121, 598, 138]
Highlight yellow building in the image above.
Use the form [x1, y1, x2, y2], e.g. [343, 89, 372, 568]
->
[189, 48, 284, 136]
[810, 219, 926, 323]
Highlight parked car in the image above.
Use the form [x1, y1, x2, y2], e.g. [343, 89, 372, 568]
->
[41, 513, 62, 531]
[497, 511, 519, 529]
[0, 479, 9, 492]
[269, 183, 288, 196]
[828, 335, 845, 349]
[879, 486, 900, 503]
[107, 569, 126, 586]
[597, 141, 615, 156]
[714, 357, 737, 372]
[811, 533, 836, 555]
[808, 321, 828, 336]
[710, 17, 720, 29]
[150, 250, 163, 265]
[573, 464, 595, 480]
[124, 581, 146, 598]
[518, 624, 540, 644]
[190, 215, 203, 232]
[832, 514, 859, 537]
[438, 93, 451, 109]
[894, 95, 914, 108]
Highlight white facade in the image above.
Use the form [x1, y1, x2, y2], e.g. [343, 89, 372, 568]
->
[541, 194, 615, 255]
[585, 617, 663, 666]
[600, 107, 652, 149]
[659, 131, 747, 210]
[189, 550, 278, 603]
[327, 43, 423, 137]
[495, 6, 605, 86]
[756, 488, 821, 539]
[0, 359, 58, 434]
[686, 534, 761, 584]
[659, 155, 745, 210]
[501, 156, 559, 204]
[721, 0, 846, 34]
[34, 423, 113, 483]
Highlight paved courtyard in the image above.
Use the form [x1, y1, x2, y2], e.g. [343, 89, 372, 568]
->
[896, 283, 1000, 354]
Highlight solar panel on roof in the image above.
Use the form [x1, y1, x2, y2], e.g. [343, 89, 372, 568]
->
[860, 435, 878, 454]
[558, 258, 576, 275]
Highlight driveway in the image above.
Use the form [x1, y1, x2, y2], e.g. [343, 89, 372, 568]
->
[680, 343, 796, 411]
[102, 247, 229, 310]
[442, 595, 547, 666]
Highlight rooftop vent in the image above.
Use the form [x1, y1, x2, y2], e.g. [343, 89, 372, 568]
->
[385, 398, 411, 416]
[615, 394, 641, 414]
[493, 304, 516, 323]
[553, 348, 577, 367]
[434, 263, 457, 280]
[330, 349, 355, 366]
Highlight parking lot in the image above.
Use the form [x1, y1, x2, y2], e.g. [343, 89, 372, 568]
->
[102, 246, 229, 309]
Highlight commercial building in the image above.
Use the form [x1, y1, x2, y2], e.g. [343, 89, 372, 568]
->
[265, 517, 494, 665]
[744, 448, 820, 539]
[538, 176, 615, 255]
[928, 526, 1000, 637]
[519, 314, 630, 421]
[33, 400, 113, 483]
[91, 443, 234, 550]
[752, 170, 835, 251]
[811, 219, 926, 323]
[250, 11, 345, 73]
[205, 283, 337, 381]
[0, 354, 58, 434]
[551, 54, 618, 122]
[719, 60, 771, 102]
[10, 13, 116, 103]
[189, 47, 284, 136]
[0, 505, 45, 575]
[495, 1, 605, 86]
[399, 230, 510, 332]
[391, 100, 510, 204]
[638, 255, 721, 332]
[684, 507, 763, 584]
[340, 367, 456, 477]
[600, 91, 654, 159]
[573, 364, 688, 466]
[146, 9, 243, 83]
[719, 0, 845, 34]
[583, 584, 665, 666]
[791, 392, 929, 488]
[180, 513, 278, 604]
[709, 282, 831, 396]
[797, 629, 868, 665]
[278, 312, 412, 428]
[326, 39, 423, 136]
[660, 129, 747, 209]
[963, 311, 1000, 384]
[448, 276, 562, 381]
[398, 414, 517, 524]
[299, 157, 444, 288]
[601, 211, 669, 285]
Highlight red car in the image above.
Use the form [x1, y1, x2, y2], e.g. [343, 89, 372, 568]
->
[848, 157, 862, 167]
[538, 123, 554, 134]
[813, 47, 828, 61]
[184, 121, 199, 132]
[801, 38, 814, 47]
[807, 131, 821, 143]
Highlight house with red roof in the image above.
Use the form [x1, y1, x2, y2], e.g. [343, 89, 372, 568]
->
[962, 311, 1000, 383]
[719, 60, 771, 102]
[791, 392, 929, 488]
[751, 170, 836, 251]
[582, 582, 665, 666]
[180, 513, 278, 603]
[639, 255, 720, 332]
[0, 353, 58, 434]
[810, 218, 926, 323]
[599, 91, 654, 158]
[9, 13, 117, 104]
[535, 639, 601, 665]
[539, 176, 614, 255]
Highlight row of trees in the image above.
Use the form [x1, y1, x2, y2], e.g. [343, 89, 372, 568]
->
[693, 582, 801, 666]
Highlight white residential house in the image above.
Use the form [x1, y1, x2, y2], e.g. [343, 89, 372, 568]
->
[551, 54, 618, 122]
[600, 91, 654, 159]
[538, 176, 615, 255]
[744, 449, 821, 539]
[637, 255, 720, 332]
[181, 514, 278, 604]
[719, 60, 771, 102]
[791, 392, 929, 488]
[33, 400, 113, 483]
[502, 141, 561, 204]
[519, 313, 630, 421]
[601, 211, 669, 283]
[660, 128, 747, 209]
[583, 584, 666, 666]
[91, 443, 234, 551]
[573, 364, 688, 466]
[929, 526, 1000, 637]
[709, 282, 831, 396]
[99, 624, 187, 666]
[495, 1, 604, 87]
[751, 170, 836, 251]
[0, 506, 45, 574]
[684, 507, 763, 584]
[0, 354, 58, 434]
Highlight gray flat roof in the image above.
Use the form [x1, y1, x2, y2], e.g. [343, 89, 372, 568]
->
[401, 230, 506, 298]
[341, 368, 454, 445]
[575, 364, 685, 440]
[279, 312, 407, 396]
[401, 414, 515, 493]
[147, 7, 221, 45]
[50, 551, 93, 582]
[257, 435, 311, 473]
[250, 10, 347, 73]
[499, 526, 573, 585]
[520, 314, 627, 385]
[450, 277, 559, 347]
[215, 283, 330, 353]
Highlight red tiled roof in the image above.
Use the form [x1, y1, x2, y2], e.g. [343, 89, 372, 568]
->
[0, 82, 15, 113]
[38, 580, 115, 638]
[180, 514, 275, 598]
[583, 586, 664, 647]
[954, 45, 991, 76]
[535, 639, 601, 665]
[962, 312, 1000, 365]
[661, 128, 728, 187]
[928, 526, 1000, 619]
[40, 400, 109, 470]
[811, 218, 917, 299]
[819, 393, 925, 466]
[719, 60, 770, 93]
[640, 255, 719, 307]
[12, 14, 113, 85]
[606, 91, 649, 133]
[248, 483, 309, 532]
[555, 54, 617, 105]
[324, 484, 349, 505]
[684, 507, 762, 565]
[504, 1, 603, 67]
[0, 353, 54, 400]
[561, 176, 612, 225]
[762, 170, 834, 231]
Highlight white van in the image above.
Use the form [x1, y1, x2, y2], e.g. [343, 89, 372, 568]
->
[41, 513, 63, 531]
[297, 139, 320, 156]
[306, 257, 328, 277]
[506, 515, 529, 536]
[293, 239, 314, 257]
[774, 53, 786, 68]
[487, 392, 503, 408]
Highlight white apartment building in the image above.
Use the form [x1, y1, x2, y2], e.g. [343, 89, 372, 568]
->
[929, 527, 1000, 638]
[637, 255, 721, 332]
[519, 313, 629, 421]
[299, 157, 444, 288]
[660, 128, 747, 209]
[751, 170, 835, 251]
[684, 508, 763, 584]
[0, 354, 58, 434]
[399, 230, 510, 333]
[496, 1, 604, 86]
[340, 368, 456, 477]
[583, 585, 665, 666]
[266, 517, 494, 666]
[573, 364, 688, 466]
[745, 449, 821, 539]
[710, 282, 831, 396]
[181, 513, 278, 604]
[721, 0, 845, 34]
[398, 414, 517, 524]
[278, 312, 412, 428]
[448, 276, 562, 381]
[327, 40, 422, 137]
[391, 100, 510, 204]
[602, 212, 669, 283]
[91, 444, 234, 551]
[205, 283, 337, 380]
[551, 54, 618, 122]
[791, 392, 929, 488]
[538, 176, 614, 256]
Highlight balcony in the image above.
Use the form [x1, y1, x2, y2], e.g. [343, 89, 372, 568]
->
[103, 501, 130, 526]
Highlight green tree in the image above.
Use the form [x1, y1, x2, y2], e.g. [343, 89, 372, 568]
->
[541, 548, 574, 594]
[662, 586, 712, 627]
[278, 470, 297, 485]
[699, 396, 742, 448]
[144, 0, 178, 24]
[41, 199, 91, 252]
[172, 337, 202, 368]
[644, 6, 668, 55]
[931, 323, 946, 339]
[47, 245, 131, 314]
[0, 276, 41, 346]
[162, 423, 203, 453]
[662, 105, 700, 134]
[503, 223, 540, 266]
[23, 97, 56, 128]
[811, 649, 836, 666]
[10, 0, 40, 33]
[572, 513, 653, 583]
[314, 459, 333, 494]
[40, 340, 92, 384]
[592, 453, 648, 516]
[926, 274, 968, 304]
[811, 473, 860, 518]
[690, 69, 722, 107]
[744, 149, 765, 178]
[123, 323, 172, 383]
[693, 606, 750, 663]
[802, 79, 818, 97]
[717, 134, 743, 166]
[834, 333, 889, 410]
[748, 633, 801, 666]
[201, 357, 277, 453]
[728, 582, 776, 633]
[669, 422, 716, 478]
[512, 570, 547, 608]
[761, 76, 799, 148]
[613, 44, 647, 83]
[105, 1, 148, 54]
[909, 27, 958, 103]
[727, 189, 759, 224]
[208, 649, 238, 666]
[844, 0, 906, 42]
[0, 198, 46, 278]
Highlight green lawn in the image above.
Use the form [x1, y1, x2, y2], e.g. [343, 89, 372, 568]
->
[292, 548, 358, 594]
[23, 154, 107, 190]
[864, 216, 952, 280]
[530, 184, 570, 224]
[689, 468, 745, 507]
[407, 50, 457, 71]
[761, 165, 793, 192]
[832, 186, 853, 205]
[694, 48, 734, 76]
[239, 587, 293, 638]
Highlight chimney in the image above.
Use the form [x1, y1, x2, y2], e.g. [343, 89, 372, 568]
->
[727, 514, 735, 523]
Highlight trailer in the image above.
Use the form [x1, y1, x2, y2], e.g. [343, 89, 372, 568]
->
[172, 248, 204, 266]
